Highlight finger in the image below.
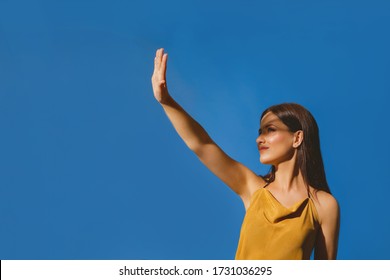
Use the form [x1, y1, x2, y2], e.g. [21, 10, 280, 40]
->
[154, 49, 162, 71]
[154, 48, 163, 69]
[157, 48, 164, 60]
[162, 53, 168, 78]
[154, 57, 158, 71]
[155, 48, 163, 60]
[154, 49, 160, 67]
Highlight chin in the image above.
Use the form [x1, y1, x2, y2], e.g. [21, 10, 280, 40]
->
[259, 156, 274, 165]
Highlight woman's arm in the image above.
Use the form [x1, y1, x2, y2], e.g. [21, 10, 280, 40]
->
[151, 48, 264, 207]
[314, 192, 340, 259]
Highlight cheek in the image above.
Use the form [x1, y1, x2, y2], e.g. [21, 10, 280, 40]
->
[267, 134, 294, 153]
[267, 133, 287, 144]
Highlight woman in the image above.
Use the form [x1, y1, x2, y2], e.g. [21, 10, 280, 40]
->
[151, 48, 340, 260]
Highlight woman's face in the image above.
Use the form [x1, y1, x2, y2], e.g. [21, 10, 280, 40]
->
[256, 112, 298, 165]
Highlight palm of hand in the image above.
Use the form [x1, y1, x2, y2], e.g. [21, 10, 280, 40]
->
[151, 48, 168, 102]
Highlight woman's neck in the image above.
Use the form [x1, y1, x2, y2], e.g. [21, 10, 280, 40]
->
[272, 160, 306, 192]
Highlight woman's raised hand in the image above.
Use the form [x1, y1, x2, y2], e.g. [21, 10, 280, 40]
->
[151, 48, 169, 103]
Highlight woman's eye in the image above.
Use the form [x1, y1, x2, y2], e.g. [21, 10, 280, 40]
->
[258, 127, 276, 135]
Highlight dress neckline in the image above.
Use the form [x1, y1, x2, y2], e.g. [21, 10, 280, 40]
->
[261, 181, 312, 210]
[262, 188, 310, 211]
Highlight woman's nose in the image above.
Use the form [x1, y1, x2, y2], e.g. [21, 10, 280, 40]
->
[256, 134, 265, 145]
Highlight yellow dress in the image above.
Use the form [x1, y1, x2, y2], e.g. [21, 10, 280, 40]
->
[235, 185, 320, 260]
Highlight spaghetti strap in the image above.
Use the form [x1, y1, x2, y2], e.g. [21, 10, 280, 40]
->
[262, 181, 270, 188]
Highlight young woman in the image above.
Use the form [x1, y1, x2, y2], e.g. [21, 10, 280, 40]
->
[151, 48, 340, 260]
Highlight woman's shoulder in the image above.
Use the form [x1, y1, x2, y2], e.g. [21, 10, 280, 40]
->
[241, 175, 268, 210]
[309, 187, 339, 225]
[247, 175, 268, 192]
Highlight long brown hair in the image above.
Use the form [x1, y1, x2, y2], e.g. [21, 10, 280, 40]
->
[260, 103, 331, 194]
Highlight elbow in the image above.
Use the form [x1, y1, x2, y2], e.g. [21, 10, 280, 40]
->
[187, 137, 214, 154]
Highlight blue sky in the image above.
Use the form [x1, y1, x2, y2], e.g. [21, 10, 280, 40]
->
[0, 0, 389, 259]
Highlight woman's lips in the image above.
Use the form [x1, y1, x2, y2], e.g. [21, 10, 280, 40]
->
[259, 147, 269, 151]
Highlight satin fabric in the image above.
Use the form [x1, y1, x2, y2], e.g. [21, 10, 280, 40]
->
[235, 187, 319, 260]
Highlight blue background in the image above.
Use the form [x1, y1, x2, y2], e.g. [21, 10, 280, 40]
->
[0, 0, 389, 260]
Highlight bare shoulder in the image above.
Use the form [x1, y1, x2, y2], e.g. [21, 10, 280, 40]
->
[240, 174, 267, 210]
[310, 188, 340, 225]
[247, 175, 267, 195]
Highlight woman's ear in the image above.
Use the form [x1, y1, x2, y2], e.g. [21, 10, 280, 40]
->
[293, 130, 304, 148]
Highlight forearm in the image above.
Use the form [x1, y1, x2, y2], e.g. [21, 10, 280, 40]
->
[160, 93, 213, 150]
